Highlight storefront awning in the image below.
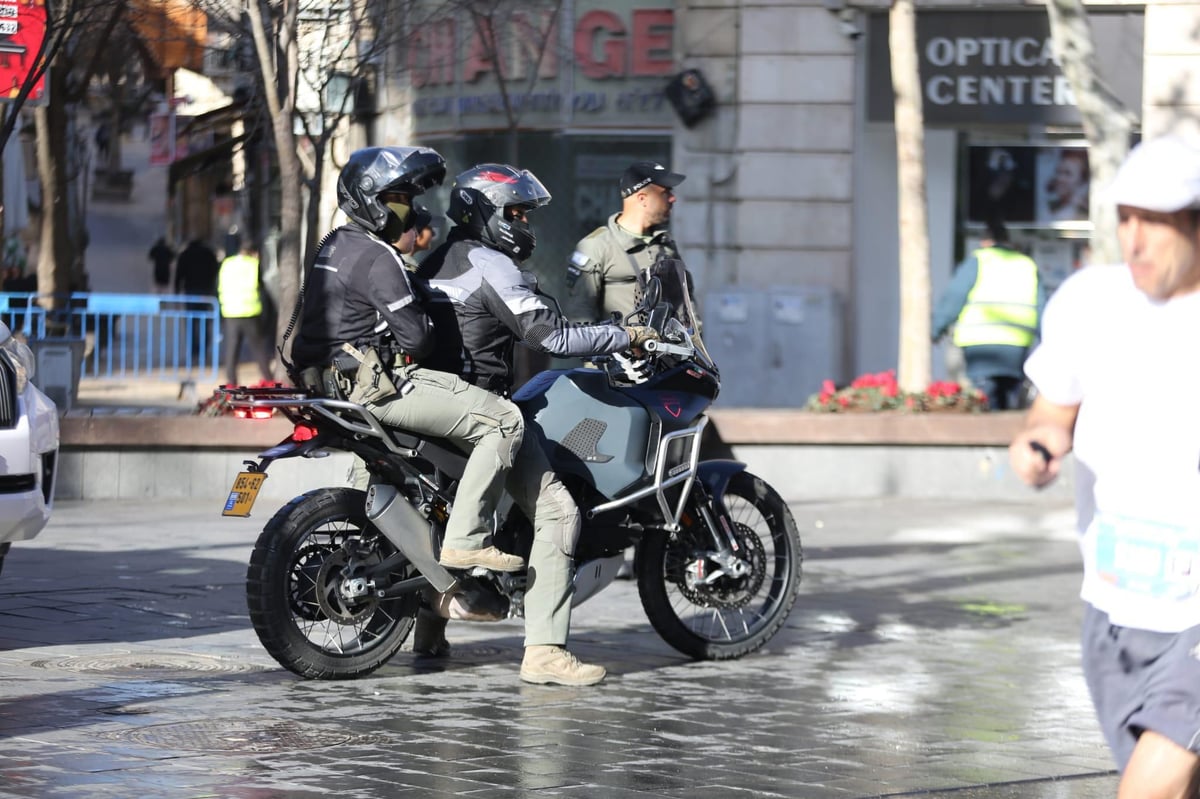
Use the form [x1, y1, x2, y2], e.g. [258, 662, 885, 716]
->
[168, 133, 246, 187]
[128, 0, 206, 74]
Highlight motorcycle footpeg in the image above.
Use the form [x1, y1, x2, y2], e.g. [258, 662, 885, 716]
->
[432, 583, 510, 622]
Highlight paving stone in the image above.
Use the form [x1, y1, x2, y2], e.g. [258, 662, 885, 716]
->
[0, 497, 1123, 798]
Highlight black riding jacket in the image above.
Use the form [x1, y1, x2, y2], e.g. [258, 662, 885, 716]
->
[418, 229, 631, 395]
[292, 224, 433, 369]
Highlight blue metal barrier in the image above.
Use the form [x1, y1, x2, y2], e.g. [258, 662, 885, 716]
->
[0, 292, 221, 382]
[0, 293, 47, 337]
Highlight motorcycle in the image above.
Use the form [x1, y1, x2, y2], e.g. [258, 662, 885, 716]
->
[218, 260, 802, 679]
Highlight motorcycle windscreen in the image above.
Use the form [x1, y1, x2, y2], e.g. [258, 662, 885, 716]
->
[648, 257, 716, 371]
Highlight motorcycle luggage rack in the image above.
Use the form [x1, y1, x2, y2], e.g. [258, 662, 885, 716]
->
[220, 388, 422, 458]
[587, 416, 707, 532]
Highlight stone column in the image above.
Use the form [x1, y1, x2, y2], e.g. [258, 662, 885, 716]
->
[1142, 1, 1200, 141]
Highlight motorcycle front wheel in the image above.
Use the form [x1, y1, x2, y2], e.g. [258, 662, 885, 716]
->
[246, 487, 418, 679]
[638, 470, 802, 660]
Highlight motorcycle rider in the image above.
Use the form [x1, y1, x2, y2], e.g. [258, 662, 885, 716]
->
[417, 163, 659, 686]
[291, 146, 526, 575]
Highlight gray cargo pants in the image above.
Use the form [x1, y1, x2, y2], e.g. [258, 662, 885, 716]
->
[505, 434, 581, 647]
[351, 365, 523, 552]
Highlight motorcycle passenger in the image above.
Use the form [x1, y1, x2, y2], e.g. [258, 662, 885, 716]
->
[291, 146, 526, 575]
[417, 163, 659, 686]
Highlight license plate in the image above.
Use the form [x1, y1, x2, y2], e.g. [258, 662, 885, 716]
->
[222, 471, 268, 517]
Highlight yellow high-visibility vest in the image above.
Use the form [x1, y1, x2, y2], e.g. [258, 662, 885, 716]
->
[218, 254, 262, 318]
[953, 247, 1039, 348]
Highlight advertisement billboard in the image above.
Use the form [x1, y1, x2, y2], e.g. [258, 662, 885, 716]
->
[966, 144, 1089, 227]
[0, 0, 47, 103]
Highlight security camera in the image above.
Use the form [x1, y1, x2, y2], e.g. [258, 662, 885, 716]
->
[838, 8, 863, 40]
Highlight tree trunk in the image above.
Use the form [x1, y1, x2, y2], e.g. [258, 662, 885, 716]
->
[1045, 0, 1132, 265]
[246, 0, 304, 376]
[34, 65, 77, 313]
[303, 135, 327, 273]
[889, 0, 931, 392]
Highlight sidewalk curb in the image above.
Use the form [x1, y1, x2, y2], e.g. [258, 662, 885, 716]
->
[54, 411, 1062, 503]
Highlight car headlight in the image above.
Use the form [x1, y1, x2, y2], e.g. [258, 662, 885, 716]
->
[1, 338, 35, 392]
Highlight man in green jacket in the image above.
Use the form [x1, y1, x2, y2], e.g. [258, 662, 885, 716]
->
[563, 161, 686, 323]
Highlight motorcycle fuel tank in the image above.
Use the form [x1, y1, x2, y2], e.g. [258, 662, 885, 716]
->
[515, 369, 651, 499]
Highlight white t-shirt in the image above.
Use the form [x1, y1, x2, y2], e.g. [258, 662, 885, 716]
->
[1025, 264, 1200, 632]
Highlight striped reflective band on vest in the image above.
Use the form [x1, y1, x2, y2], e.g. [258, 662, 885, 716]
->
[953, 247, 1038, 348]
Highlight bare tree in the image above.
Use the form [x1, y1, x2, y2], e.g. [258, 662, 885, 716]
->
[197, 1, 424, 372]
[889, 0, 930, 392]
[29, 1, 127, 307]
[455, 0, 563, 164]
[1045, 0, 1134, 265]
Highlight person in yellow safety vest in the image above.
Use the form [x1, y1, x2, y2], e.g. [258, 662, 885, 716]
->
[217, 240, 274, 387]
[932, 219, 1047, 410]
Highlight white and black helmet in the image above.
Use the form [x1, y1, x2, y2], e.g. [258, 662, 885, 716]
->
[446, 164, 551, 261]
[337, 146, 446, 236]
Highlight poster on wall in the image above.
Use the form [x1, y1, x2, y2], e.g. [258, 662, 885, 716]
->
[966, 145, 1036, 225]
[148, 111, 175, 166]
[967, 144, 1090, 228]
[1034, 146, 1089, 224]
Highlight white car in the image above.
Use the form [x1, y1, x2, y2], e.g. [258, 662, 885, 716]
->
[0, 322, 59, 576]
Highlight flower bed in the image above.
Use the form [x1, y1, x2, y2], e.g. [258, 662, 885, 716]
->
[805, 370, 987, 413]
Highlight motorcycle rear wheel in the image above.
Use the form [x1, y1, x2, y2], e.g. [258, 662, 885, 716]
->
[638, 470, 802, 660]
[246, 487, 418, 679]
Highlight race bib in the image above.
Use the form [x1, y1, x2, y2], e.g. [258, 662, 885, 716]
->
[1094, 513, 1200, 601]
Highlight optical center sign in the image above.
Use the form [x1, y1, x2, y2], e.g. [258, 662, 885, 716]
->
[408, 0, 675, 134]
[866, 11, 1143, 125]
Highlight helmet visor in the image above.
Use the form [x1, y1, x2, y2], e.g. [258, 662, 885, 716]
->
[472, 167, 551, 209]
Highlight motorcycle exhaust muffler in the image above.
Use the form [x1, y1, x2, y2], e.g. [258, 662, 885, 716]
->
[364, 484, 458, 594]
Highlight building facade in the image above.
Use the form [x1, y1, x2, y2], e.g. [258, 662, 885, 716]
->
[380, 0, 1200, 407]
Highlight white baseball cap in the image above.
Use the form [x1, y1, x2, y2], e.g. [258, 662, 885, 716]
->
[1105, 135, 1200, 212]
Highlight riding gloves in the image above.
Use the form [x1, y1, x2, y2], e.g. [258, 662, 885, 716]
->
[623, 325, 659, 350]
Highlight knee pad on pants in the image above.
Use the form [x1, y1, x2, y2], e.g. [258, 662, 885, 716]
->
[534, 480, 581, 557]
[469, 403, 523, 468]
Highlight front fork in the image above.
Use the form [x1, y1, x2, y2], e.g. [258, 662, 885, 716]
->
[683, 461, 753, 585]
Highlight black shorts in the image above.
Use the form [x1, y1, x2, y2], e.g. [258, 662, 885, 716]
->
[1081, 603, 1200, 770]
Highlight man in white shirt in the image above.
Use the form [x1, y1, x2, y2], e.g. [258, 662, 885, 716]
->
[1009, 136, 1200, 797]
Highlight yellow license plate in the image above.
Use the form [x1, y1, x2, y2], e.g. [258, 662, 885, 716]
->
[222, 472, 268, 517]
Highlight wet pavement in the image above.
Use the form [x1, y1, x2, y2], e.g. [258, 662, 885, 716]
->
[0, 496, 1120, 798]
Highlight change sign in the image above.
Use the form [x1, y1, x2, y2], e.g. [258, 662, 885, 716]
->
[0, 0, 47, 104]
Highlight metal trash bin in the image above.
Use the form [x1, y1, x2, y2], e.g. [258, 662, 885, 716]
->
[28, 338, 85, 412]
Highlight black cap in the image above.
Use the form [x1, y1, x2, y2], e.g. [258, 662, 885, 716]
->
[411, 205, 433, 231]
[619, 161, 685, 198]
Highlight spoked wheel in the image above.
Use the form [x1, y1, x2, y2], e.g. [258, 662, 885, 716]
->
[638, 470, 802, 660]
[246, 487, 419, 679]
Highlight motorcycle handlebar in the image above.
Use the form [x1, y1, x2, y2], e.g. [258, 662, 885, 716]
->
[642, 339, 693, 358]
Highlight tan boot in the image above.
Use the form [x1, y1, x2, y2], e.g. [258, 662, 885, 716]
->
[438, 545, 524, 573]
[520, 645, 606, 686]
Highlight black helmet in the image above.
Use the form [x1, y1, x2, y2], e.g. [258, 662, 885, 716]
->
[337, 146, 446, 237]
[446, 164, 551, 261]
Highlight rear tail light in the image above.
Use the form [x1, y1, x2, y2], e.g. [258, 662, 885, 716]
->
[292, 424, 318, 441]
[233, 408, 274, 420]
